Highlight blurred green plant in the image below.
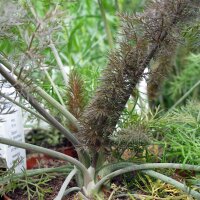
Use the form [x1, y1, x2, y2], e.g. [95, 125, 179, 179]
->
[169, 54, 200, 104]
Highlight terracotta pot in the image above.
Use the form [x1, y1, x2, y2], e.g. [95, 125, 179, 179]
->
[57, 146, 78, 158]
[26, 153, 47, 169]
[3, 195, 12, 200]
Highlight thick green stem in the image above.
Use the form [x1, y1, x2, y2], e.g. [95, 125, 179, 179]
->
[64, 187, 81, 196]
[0, 64, 80, 146]
[0, 137, 89, 176]
[0, 54, 79, 129]
[43, 67, 65, 106]
[0, 56, 90, 167]
[55, 167, 77, 200]
[143, 170, 200, 199]
[94, 163, 200, 191]
[0, 165, 73, 184]
[49, 41, 69, 87]
[96, 162, 133, 178]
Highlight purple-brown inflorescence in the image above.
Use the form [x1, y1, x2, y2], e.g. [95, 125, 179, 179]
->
[78, 0, 199, 152]
[66, 69, 87, 132]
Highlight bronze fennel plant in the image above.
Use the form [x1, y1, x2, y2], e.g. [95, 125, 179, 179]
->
[0, 0, 200, 199]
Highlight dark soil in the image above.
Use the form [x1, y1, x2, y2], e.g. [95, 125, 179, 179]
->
[6, 159, 76, 200]
[3, 128, 79, 200]
[7, 175, 75, 200]
[7, 125, 78, 200]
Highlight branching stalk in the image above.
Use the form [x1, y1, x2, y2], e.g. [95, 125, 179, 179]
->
[96, 162, 134, 177]
[49, 40, 69, 86]
[0, 165, 73, 184]
[43, 67, 65, 106]
[94, 163, 200, 191]
[0, 137, 89, 176]
[0, 91, 48, 123]
[0, 54, 79, 129]
[64, 187, 81, 196]
[0, 58, 90, 167]
[0, 64, 80, 146]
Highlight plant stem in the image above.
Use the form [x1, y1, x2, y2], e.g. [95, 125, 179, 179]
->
[98, 0, 114, 49]
[0, 165, 73, 184]
[0, 91, 48, 123]
[169, 80, 200, 111]
[43, 67, 65, 106]
[96, 162, 134, 177]
[26, 0, 38, 20]
[0, 57, 90, 168]
[64, 187, 81, 196]
[94, 163, 200, 191]
[0, 54, 79, 129]
[27, 1, 69, 98]
[143, 170, 200, 199]
[0, 64, 80, 146]
[0, 137, 89, 176]
[55, 167, 77, 200]
[49, 40, 69, 86]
